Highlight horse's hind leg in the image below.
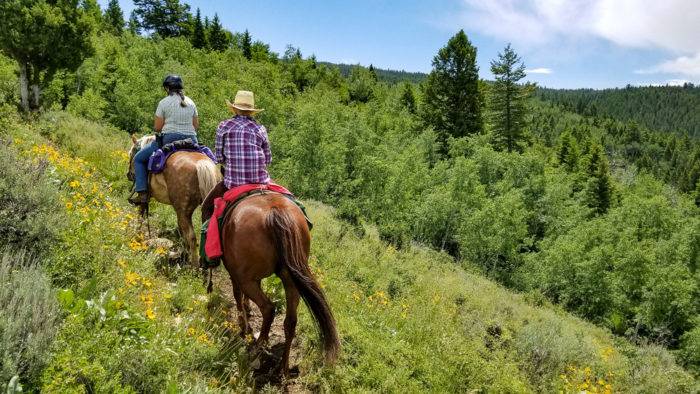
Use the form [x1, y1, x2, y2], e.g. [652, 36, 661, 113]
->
[240, 279, 275, 345]
[176, 209, 198, 268]
[229, 274, 252, 337]
[279, 269, 300, 376]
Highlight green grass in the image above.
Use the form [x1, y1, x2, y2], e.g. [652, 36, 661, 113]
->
[4, 110, 698, 392]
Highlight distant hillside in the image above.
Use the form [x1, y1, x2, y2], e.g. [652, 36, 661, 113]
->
[320, 61, 427, 84]
[536, 85, 700, 138]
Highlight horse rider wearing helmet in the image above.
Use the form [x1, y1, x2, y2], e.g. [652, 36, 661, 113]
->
[129, 75, 200, 206]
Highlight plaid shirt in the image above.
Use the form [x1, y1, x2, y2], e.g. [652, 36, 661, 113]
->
[215, 115, 271, 188]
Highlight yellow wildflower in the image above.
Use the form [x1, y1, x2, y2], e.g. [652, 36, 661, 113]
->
[129, 239, 145, 251]
[145, 309, 156, 320]
[65, 202, 73, 210]
[140, 293, 154, 307]
[117, 259, 127, 268]
[69, 180, 80, 188]
[197, 333, 210, 344]
[125, 271, 140, 286]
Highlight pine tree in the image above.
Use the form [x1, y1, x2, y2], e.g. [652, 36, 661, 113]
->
[348, 66, 375, 103]
[422, 30, 482, 152]
[208, 14, 229, 51]
[82, 0, 102, 26]
[0, 0, 95, 111]
[584, 144, 613, 215]
[400, 83, 417, 114]
[241, 29, 252, 60]
[191, 8, 206, 49]
[128, 10, 141, 34]
[368, 64, 378, 81]
[132, 0, 191, 38]
[489, 44, 532, 152]
[104, 0, 125, 35]
[557, 131, 579, 172]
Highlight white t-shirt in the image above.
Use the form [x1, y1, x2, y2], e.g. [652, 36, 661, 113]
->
[155, 94, 198, 135]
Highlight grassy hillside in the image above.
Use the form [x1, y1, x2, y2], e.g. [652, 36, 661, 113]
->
[2, 110, 698, 392]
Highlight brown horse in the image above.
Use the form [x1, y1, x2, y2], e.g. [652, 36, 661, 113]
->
[203, 190, 340, 375]
[128, 135, 221, 267]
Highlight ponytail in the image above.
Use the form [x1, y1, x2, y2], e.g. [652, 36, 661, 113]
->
[177, 91, 186, 108]
[167, 88, 187, 107]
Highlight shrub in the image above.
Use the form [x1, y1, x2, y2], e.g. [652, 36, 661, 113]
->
[0, 142, 63, 255]
[0, 55, 17, 105]
[0, 250, 60, 391]
[679, 323, 700, 373]
[67, 89, 107, 122]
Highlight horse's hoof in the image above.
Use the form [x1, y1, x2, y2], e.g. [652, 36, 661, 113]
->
[284, 365, 300, 379]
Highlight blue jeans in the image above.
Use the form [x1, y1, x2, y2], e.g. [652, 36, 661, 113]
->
[134, 132, 198, 192]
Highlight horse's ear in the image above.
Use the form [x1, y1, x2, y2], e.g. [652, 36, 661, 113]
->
[130, 134, 138, 144]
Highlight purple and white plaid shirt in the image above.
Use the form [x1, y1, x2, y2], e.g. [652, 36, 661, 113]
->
[215, 115, 271, 188]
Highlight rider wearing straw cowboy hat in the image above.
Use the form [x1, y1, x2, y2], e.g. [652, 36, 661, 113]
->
[201, 90, 269, 215]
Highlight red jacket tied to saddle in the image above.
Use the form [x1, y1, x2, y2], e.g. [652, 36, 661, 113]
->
[204, 182, 291, 260]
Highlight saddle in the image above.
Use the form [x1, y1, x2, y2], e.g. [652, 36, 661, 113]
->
[147, 138, 216, 174]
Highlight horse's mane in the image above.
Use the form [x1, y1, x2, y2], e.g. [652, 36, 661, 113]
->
[128, 134, 156, 159]
[137, 135, 156, 148]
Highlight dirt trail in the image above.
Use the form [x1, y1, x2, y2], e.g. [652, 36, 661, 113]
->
[211, 268, 308, 393]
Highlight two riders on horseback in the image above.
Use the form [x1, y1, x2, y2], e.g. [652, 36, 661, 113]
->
[126, 76, 339, 376]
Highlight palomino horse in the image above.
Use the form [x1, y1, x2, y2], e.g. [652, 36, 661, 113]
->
[128, 135, 221, 267]
[202, 190, 340, 375]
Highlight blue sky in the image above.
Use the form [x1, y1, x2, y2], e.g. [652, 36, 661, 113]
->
[99, 0, 700, 89]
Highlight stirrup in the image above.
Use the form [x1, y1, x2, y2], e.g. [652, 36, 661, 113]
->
[127, 191, 149, 206]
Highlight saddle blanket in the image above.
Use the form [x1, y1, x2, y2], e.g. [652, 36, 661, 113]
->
[147, 139, 216, 173]
[203, 183, 293, 261]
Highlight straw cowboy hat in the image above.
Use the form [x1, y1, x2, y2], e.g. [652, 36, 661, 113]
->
[226, 90, 264, 114]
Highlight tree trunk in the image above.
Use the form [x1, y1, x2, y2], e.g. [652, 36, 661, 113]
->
[19, 62, 30, 112]
[29, 65, 42, 111]
[30, 84, 41, 110]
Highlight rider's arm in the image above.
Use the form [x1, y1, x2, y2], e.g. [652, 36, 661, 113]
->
[192, 116, 200, 131]
[191, 101, 199, 131]
[214, 124, 225, 164]
[261, 127, 272, 166]
[154, 99, 165, 133]
[154, 116, 164, 132]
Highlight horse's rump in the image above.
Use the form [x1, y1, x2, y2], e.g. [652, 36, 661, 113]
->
[150, 151, 220, 205]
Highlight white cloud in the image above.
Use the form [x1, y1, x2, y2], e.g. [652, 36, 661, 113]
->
[526, 67, 553, 74]
[636, 53, 700, 77]
[456, 0, 700, 78]
[457, 0, 700, 53]
[457, 0, 595, 47]
[592, 1, 700, 53]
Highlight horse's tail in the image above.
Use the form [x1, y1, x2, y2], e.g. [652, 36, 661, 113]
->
[195, 159, 220, 201]
[266, 206, 340, 364]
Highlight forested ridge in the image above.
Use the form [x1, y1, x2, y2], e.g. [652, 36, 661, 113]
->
[318, 62, 427, 84]
[1, 0, 700, 392]
[536, 85, 700, 138]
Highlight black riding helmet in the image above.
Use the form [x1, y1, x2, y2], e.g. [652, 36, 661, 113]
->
[162, 74, 184, 90]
